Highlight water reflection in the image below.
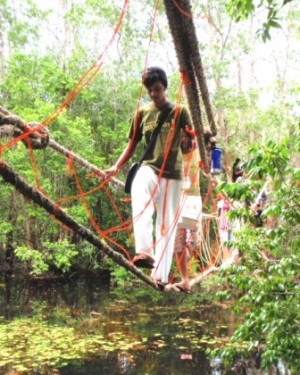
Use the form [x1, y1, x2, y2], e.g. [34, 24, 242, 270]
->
[59, 351, 212, 375]
[0, 273, 292, 375]
[210, 356, 291, 375]
[0, 270, 110, 319]
[210, 357, 223, 375]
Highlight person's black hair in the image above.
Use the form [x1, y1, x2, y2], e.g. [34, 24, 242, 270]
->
[143, 66, 168, 89]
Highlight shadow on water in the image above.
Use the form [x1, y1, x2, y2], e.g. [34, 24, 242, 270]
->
[0, 271, 291, 375]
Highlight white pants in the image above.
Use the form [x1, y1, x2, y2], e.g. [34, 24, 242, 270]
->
[131, 166, 182, 283]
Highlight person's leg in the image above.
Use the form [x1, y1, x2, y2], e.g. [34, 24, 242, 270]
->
[175, 261, 190, 289]
[174, 227, 190, 285]
[151, 178, 181, 283]
[131, 166, 158, 261]
[173, 205, 202, 293]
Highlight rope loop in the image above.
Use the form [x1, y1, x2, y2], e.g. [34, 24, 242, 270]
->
[184, 125, 196, 137]
[180, 70, 192, 85]
[22, 122, 49, 150]
[180, 65, 201, 86]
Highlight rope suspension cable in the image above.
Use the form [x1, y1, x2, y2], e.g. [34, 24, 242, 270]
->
[0, 1, 169, 290]
[161, 0, 238, 287]
[0, 107, 124, 189]
[0, 1, 130, 188]
[0, 0, 139, 277]
[0, 0, 129, 154]
[0, 0, 230, 292]
[164, 0, 217, 167]
[0, 106, 137, 263]
[169, 177, 225, 288]
[0, 160, 162, 291]
[172, 0, 217, 135]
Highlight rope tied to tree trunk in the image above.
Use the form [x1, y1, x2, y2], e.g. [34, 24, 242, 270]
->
[180, 70, 192, 85]
[0, 106, 125, 189]
[22, 122, 50, 150]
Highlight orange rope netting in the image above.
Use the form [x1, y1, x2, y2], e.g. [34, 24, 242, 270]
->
[0, 0, 229, 288]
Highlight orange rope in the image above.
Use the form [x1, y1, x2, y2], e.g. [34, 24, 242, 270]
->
[1, 0, 129, 154]
[171, 0, 206, 20]
[1, 0, 227, 288]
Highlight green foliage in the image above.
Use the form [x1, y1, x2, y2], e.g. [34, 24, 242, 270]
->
[0, 4, 299, 371]
[225, 0, 294, 41]
[0, 316, 109, 372]
[14, 246, 49, 274]
[108, 259, 170, 304]
[0, 294, 228, 374]
[15, 239, 79, 274]
[209, 126, 300, 372]
[0, 0, 49, 54]
[0, 221, 14, 236]
[1, 53, 74, 110]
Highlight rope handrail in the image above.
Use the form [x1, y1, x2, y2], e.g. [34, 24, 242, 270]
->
[0, 159, 161, 291]
[0, 106, 124, 189]
[0, 105, 228, 291]
[0, 0, 227, 291]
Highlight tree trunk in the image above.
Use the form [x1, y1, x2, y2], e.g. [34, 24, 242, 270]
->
[176, 0, 217, 136]
[163, 0, 209, 166]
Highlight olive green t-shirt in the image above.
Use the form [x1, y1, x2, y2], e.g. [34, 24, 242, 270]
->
[128, 102, 192, 180]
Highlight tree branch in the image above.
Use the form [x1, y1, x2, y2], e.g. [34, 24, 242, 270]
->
[0, 160, 160, 291]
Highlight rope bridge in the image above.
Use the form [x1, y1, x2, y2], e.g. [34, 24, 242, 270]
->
[0, 106, 231, 291]
[0, 0, 236, 291]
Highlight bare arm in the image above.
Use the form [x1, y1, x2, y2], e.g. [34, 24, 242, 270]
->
[103, 139, 139, 178]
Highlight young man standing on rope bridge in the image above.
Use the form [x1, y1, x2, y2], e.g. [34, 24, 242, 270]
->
[103, 67, 194, 289]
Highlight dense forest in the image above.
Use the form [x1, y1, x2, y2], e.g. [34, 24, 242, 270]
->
[0, 0, 299, 373]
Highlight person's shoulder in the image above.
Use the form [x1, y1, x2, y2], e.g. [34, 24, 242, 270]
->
[139, 102, 153, 112]
[133, 102, 153, 120]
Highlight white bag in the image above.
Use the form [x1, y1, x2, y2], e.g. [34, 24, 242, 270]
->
[177, 195, 202, 230]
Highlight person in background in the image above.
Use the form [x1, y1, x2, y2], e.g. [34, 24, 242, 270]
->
[252, 190, 268, 227]
[217, 192, 231, 244]
[216, 192, 241, 267]
[171, 130, 201, 294]
[103, 67, 193, 289]
[232, 158, 244, 182]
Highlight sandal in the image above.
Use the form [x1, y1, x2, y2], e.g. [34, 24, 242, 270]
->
[155, 280, 167, 291]
[172, 283, 191, 294]
[132, 254, 155, 269]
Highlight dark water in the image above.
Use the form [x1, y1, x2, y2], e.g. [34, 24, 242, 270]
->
[0, 272, 290, 375]
[0, 271, 228, 374]
[59, 352, 212, 375]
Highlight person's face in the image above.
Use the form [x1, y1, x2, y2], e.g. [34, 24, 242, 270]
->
[146, 81, 166, 107]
